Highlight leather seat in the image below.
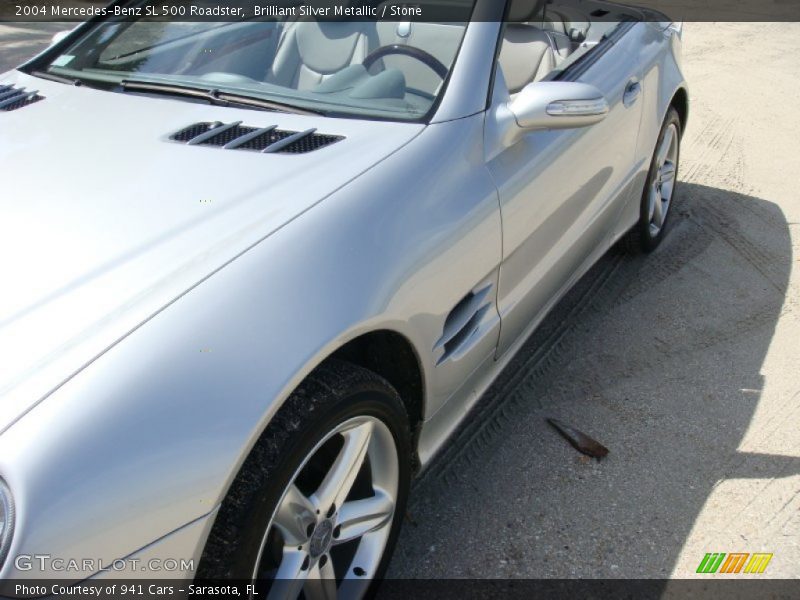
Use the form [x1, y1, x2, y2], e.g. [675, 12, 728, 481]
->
[265, 16, 465, 99]
[267, 1, 557, 96]
[266, 20, 379, 91]
[499, 0, 557, 95]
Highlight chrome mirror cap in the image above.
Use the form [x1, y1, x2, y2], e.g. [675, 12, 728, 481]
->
[509, 81, 610, 131]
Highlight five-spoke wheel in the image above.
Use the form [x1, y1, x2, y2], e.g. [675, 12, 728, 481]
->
[197, 360, 411, 600]
[623, 106, 683, 252]
[259, 416, 399, 599]
[647, 122, 679, 238]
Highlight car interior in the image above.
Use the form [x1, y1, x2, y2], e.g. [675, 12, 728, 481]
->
[499, 0, 631, 97]
[43, 0, 636, 117]
[167, 0, 624, 99]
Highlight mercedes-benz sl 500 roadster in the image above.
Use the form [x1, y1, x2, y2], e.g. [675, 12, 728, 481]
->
[0, 0, 687, 596]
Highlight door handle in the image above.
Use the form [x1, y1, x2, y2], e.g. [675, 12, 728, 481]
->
[623, 79, 642, 107]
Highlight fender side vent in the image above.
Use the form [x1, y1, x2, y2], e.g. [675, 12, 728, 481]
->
[168, 121, 344, 154]
[0, 84, 43, 112]
[435, 284, 494, 365]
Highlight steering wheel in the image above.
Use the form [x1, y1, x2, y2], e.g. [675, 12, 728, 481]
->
[362, 45, 449, 80]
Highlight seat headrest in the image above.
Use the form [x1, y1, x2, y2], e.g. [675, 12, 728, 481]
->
[507, 0, 546, 22]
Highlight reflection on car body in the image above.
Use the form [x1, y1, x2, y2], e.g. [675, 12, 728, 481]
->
[0, 0, 687, 596]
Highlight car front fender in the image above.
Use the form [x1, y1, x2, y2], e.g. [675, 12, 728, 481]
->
[0, 113, 501, 579]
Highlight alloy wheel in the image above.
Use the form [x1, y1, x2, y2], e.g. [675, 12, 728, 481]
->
[254, 416, 399, 600]
[647, 123, 679, 237]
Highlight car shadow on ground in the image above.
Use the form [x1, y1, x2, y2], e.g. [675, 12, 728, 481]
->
[387, 181, 796, 582]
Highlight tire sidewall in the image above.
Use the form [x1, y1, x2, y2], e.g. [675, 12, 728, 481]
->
[637, 108, 682, 252]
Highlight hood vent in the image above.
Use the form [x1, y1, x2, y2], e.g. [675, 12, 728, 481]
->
[0, 84, 43, 112]
[168, 121, 343, 154]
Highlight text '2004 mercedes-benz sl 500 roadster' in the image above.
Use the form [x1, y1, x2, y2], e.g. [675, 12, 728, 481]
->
[0, 0, 687, 596]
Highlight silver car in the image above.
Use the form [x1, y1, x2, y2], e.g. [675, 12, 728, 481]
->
[0, 0, 687, 595]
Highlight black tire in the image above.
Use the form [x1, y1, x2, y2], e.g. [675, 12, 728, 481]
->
[196, 359, 411, 595]
[622, 107, 682, 253]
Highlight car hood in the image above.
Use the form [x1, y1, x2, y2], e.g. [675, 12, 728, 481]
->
[0, 71, 424, 433]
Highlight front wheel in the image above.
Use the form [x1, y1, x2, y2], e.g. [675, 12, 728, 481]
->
[197, 360, 411, 599]
[623, 107, 682, 253]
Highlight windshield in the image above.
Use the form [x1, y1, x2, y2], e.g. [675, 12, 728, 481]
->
[38, 1, 473, 121]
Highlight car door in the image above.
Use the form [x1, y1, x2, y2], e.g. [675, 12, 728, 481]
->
[487, 21, 645, 357]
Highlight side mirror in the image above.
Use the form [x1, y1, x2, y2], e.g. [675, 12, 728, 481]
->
[508, 81, 609, 131]
[51, 30, 71, 46]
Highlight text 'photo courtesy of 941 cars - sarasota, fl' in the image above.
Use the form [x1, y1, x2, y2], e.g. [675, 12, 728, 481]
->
[0, 0, 687, 596]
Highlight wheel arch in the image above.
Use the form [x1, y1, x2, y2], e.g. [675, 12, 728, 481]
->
[228, 326, 428, 489]
[328, 330, 425, 451]
[670, 86, 689, 134]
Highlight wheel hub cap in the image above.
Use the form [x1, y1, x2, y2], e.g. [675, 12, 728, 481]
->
[309, 519, 334, 558]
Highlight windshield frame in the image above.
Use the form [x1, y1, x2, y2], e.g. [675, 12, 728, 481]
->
[21, 2, 478, 124]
